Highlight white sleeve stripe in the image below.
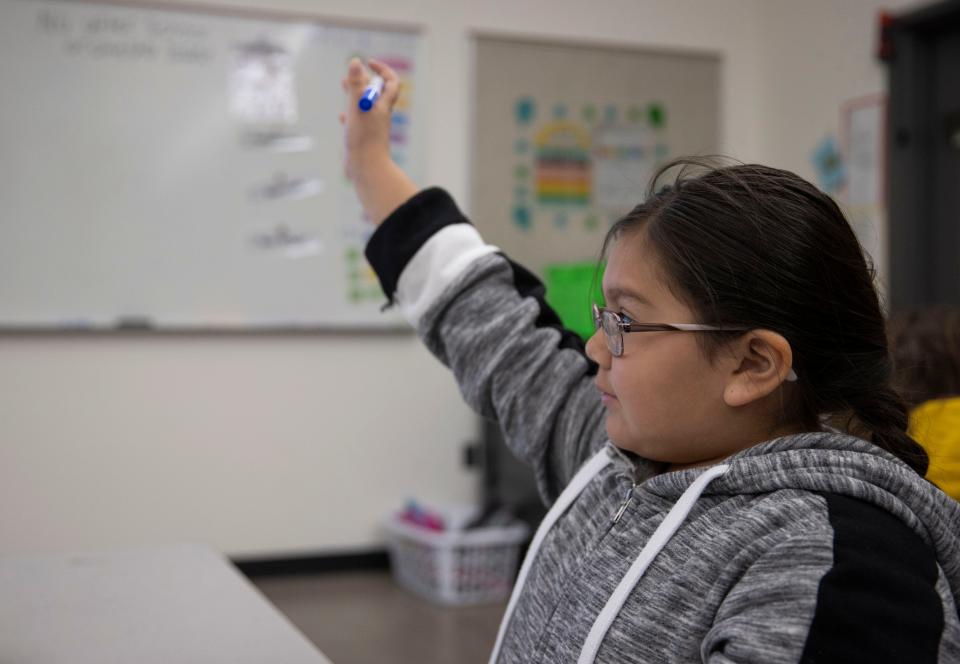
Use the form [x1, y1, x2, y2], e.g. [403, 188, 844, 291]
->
[394, 224, 499, 328]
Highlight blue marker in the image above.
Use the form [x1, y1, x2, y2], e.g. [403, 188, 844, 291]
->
[358, 75, 384, 112]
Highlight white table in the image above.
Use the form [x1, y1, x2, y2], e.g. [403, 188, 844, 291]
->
[0, 544, 333, 664]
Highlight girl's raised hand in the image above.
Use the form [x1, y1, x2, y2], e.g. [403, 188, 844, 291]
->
[340, 57, 401, 182]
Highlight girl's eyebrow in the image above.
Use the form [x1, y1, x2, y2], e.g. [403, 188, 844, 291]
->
[604, 286, 652, 306]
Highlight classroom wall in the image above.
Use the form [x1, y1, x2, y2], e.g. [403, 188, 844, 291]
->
[757, 0, 912, 182]
[0, 0, 926, 557]
[755, 0, 925, 290]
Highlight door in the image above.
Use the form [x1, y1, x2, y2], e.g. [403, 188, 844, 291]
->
[886, 0, 960, 309]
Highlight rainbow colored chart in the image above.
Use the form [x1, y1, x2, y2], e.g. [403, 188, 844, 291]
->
[534, 121, 592, 205]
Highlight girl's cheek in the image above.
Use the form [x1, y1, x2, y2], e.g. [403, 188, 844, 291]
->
[608, 362, 631, 392]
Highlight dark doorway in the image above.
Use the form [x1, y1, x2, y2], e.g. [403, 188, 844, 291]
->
[886, 0, 960, 309]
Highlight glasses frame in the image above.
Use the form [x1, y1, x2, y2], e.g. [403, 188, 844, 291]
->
[591, 303, 751, 357]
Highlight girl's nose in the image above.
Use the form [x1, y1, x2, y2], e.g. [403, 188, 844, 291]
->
[585, 329, 611, 368]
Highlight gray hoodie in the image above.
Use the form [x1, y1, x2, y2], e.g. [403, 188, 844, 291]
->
[365, 188, 960, 663]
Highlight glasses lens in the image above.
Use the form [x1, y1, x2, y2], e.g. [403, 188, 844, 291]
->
[600, 310, 623, 357]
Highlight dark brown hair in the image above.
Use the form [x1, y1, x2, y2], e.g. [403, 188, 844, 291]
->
[889, 305, 960, 407]
[601, 157, 929, 475]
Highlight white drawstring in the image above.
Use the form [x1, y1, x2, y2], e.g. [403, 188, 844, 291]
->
[488, 447, 612, 664]
[577, 463, 730, 664]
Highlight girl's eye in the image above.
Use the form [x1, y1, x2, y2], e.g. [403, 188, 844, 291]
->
[618, 311, 635, 324]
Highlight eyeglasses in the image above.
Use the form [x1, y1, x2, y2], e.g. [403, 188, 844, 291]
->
[591, 303, 750, 357]
[591, 304, 799, 381]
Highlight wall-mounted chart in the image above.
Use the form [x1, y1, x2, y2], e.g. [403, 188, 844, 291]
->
[472, 36, 720, 336]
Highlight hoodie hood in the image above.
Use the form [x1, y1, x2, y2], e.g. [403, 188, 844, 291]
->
[641, 432, 960, 607]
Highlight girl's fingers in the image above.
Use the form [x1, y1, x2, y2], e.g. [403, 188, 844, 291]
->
[339, 112, 346, 125]
[345, 57, 369, 96]
[367, 59, 401, 108]
[366, 58, 397, 83]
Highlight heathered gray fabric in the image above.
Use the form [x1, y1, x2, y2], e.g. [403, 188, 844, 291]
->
[416, 252, 960, 663]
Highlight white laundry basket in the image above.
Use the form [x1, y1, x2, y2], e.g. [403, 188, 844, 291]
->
[384, 509, 530, 606]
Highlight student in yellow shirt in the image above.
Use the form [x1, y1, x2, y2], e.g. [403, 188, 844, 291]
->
[890, 305, 960, 500]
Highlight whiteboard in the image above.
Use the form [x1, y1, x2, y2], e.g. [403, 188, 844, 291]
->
[0, 0, 425, 329]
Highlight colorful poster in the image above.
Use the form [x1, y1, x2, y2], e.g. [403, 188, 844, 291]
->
[510, 97, 669, 233]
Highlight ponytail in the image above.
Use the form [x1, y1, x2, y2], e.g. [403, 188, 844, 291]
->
[844, 386, 929, 476]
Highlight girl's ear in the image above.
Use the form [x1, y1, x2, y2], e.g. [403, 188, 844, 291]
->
[723, 330, 794, 407]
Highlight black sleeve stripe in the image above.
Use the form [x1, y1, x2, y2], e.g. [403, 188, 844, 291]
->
[799, 493, 944, 663]
[501, 255, 599, 376]
[363, 186, 599, 373]
[364, 187, 471, 302]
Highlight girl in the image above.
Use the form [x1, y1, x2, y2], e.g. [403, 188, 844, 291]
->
[341, 59, 960, 663]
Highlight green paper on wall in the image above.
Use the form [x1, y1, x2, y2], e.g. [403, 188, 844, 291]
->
[544, 261, 605, 340]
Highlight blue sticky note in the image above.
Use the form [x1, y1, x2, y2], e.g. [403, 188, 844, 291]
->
[513, 206, 532, 231]
[604, 105, 617, 124]
[515, 97, 535, 125]
[812, 135, 845, 194]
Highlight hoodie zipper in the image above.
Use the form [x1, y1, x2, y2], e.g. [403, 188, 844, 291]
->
[612, 483, 637, 524]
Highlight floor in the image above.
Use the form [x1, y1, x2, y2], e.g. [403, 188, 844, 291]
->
[252, 570, 507, 664]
